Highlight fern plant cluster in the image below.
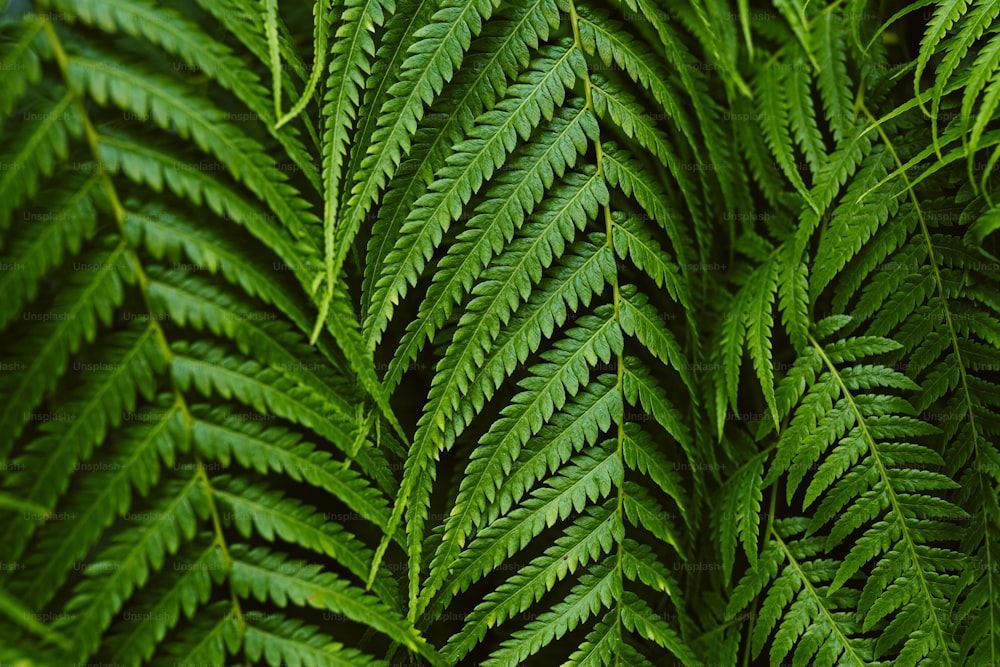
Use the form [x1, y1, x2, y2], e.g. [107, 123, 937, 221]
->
[0, 0, 998, 665]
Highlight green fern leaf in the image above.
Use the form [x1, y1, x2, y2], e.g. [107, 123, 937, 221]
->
[229, 545, 443, 664]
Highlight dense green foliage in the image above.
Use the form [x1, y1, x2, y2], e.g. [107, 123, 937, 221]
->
[0, 0, 998, 665]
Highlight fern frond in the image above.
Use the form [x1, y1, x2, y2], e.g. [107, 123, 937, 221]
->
[929, 0, 1000, 152]
[11, 401, 183, 611]
[441, 498, 620, 663]
[601, 143, 693, 270]
[103, 540, 224, 666]
[384, 114, 602, 383]
[0, 173, 99, 328]
[48, 0, 321, 191]
[575, 6, 700, 157]
[189, 407, 398, 535]
[0, 90, 81, 238]
[361, 0, 562, 346]
[718, 452, 766, 581]
[915, 0, 971, 118]
[311, 0, 395, 341]
[812, 145, 898, 297]
[611, 214, 687, 307]
[728, 519, 873, 666]
[419, 313, 622, 608]
[211, 474, 397, 604]
[0, 15, 43, 124]
[365, 47, 586, 344]
[785, 53, 827, 176]
[0, 245, 134, 458]
[4, 1, 1000, 663]
[229, 545, 443, 664]
[55, 474, 207, 662]
[962, 29, 1000, 159]
[814, 11, 857, 143]
[67, 49, 319, 246]
[332, 0, 504, 310]
[482, 564, 618, 665]
[120, 199, 325, 352]
[243, 614, 384, 667]
[169, 341, 381, 470]
[759, 328, 963, 665]
[149, 600, 241, 667]
[755, 64, 815, 209]
[274, 0, 328, 130]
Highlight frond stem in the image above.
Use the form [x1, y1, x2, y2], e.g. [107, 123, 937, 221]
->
[808, 331, 952, 663]
[39, 14, 249, 652]
[860, 101, 992, 662]
[768, 525, 868, 666]
[569, 0, 628, 653]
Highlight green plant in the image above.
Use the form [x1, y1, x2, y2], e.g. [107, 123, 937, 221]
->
[0, 0, 998, 665]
